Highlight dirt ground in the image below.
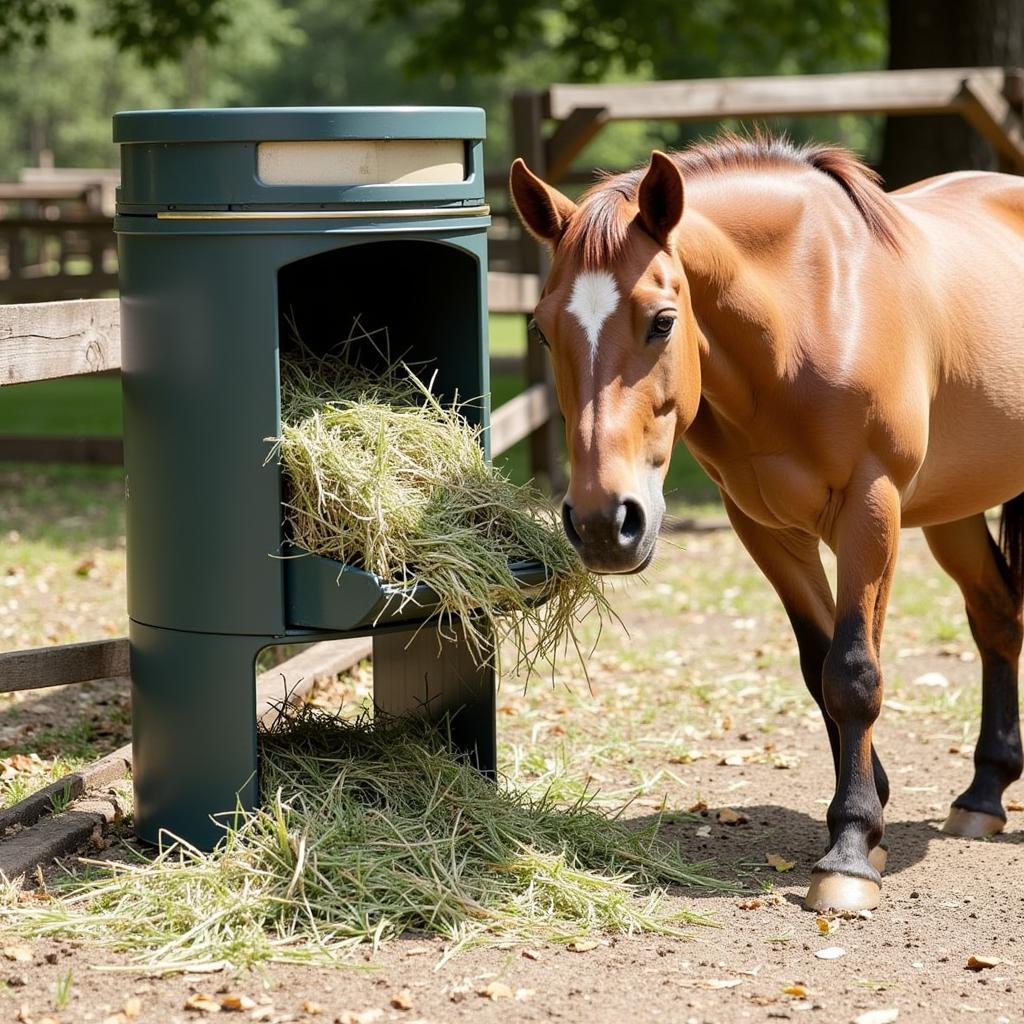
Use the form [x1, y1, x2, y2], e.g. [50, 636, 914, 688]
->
[2, 520, 1023, 1024]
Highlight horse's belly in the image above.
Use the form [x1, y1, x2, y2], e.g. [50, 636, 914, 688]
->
[902, 388, 1024, 527]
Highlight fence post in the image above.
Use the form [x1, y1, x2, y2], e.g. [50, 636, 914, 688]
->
[511, 90, 566, 495]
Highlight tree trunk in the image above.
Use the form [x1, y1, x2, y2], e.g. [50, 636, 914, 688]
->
[879, 0, 1024, 189]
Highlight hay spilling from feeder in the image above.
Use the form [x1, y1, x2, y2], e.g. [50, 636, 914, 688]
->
[271, 323, 608, 674]
[0, 708, 726, 969]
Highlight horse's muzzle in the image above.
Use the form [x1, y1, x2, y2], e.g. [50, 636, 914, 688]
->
[561, 495, 655, 574]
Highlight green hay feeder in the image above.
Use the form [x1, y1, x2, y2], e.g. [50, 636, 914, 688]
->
[115, 107, 520, 849]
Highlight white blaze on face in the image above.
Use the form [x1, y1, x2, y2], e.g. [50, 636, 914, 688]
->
[567, 270, 620, 371]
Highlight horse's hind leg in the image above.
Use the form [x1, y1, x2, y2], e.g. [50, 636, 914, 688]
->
[923, 514, 1023, 835]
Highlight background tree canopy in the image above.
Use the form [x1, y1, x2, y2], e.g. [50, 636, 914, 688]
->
[0, 0, 1018, 186]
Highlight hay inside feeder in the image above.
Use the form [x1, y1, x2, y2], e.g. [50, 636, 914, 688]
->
[272, 321, 609, 674]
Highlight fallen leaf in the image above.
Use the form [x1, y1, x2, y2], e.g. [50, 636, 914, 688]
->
[815, 946, 846, 960]
[688, 800, 708, 813]
[815, 916, 839, 935]
[568, 939, 601, 952]
[1007, 800, 1024, 812]
[680, 978, 742, 990]
[738, 898, 762, 910]
[912, 671, 949, 688]
[123, 997, 143, 1018]
[719, 752, 748, 766]
[966, 954, 1000, 971]
[3, 945, 33, 962]
[853, 1010, 899, 1024]
[782, 984, 808, 997]
[766, 853, 795, 872]
[478, 982, 513, 1001]
[184, 994, 221, 1014]
[390, 991, 413, 1011]
[521, 948, 543, 961]
[221, 996, 256, 1012]
[717, 807, 749, 825]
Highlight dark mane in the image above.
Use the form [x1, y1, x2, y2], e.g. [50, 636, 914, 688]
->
[560, 131, 903, 266]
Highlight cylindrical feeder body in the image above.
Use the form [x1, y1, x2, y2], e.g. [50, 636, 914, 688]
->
[114, 108, 491, 847]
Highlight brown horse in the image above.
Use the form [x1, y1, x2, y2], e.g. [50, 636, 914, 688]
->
[509, 133, 1024, 912]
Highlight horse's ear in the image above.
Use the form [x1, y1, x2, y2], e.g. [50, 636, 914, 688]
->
[636, 150, 685, 251]
[510, 158, 577, 245]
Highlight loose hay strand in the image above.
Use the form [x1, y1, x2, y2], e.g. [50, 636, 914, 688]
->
[269, 324, 610, 676]
[0, 710, 727, 969]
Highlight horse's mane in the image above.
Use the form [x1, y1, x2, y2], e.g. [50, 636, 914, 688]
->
[561, 131, 903, 266]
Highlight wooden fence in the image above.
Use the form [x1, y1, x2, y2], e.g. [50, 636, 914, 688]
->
[6, 67, 1024, 488]
[0, 294, 555, 704]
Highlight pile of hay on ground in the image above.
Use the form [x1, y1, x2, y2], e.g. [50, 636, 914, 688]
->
[271, 324, 608, 675]
[0, 709, 726, 970]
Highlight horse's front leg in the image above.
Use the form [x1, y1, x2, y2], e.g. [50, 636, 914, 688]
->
[805, 469, 900, 912]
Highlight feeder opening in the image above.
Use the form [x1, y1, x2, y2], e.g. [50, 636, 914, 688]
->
[277, 240, 485, 427]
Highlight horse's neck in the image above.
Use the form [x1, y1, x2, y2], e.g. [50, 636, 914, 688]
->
[678, 205, 792, 428]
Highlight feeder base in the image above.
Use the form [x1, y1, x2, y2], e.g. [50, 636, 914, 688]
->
[130, 618, 498, 850]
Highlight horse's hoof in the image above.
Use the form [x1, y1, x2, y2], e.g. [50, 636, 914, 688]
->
[804, 871, 880, 912]
[868, 845, 887, 874]
[941, 806, 1005, 838]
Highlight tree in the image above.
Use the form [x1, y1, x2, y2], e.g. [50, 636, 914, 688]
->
[367, 0, 885, 83]
[879, 0, 1024, 187]
[0, 0, 232, 65]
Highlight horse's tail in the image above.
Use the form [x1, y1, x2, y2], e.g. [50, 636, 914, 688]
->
[999, 493, 1024, 602]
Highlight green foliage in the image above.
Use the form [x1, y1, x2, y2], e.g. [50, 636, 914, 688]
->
[367, 0, 886, 82]
[0, 1, 76, 51]
[0, 0, 299, 174]
[0, 0, 231, 64]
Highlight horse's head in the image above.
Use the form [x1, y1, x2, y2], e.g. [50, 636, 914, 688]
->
[510, 152, 702, 574]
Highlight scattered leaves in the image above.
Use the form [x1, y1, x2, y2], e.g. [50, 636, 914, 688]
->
[766, 853, 795, 872]
[815, 916, 839, 935]
[522, 948, 543, 961]
[679, 978, 742, 990]
[478, 982, 513, 1000]
[782, 984, 808, 998]
[184, 994, 221, 1014]
[814, 946, 846, 960]
[717, 807, 749, 825]
[390, 991, 413, 1011]
[221, 996, 255, 1012]
[2, 945, 33, 962]
[1006, 800, 1024, 812]
[337, 1012, 383, 1024]
[853, 1010, 899, 1024]
[966, 954, 1000, 971]
[568, 939, 602, 953]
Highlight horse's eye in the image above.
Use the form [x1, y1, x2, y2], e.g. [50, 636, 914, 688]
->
[528, 318, 550, 349]
[648, 313, 676, 341]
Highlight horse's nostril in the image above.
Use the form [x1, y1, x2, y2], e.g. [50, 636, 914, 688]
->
[562, 502, 583, 549]
[620, 498, 645, 545]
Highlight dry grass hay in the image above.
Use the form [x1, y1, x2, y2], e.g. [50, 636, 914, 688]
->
[271, 323, 610, 675]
